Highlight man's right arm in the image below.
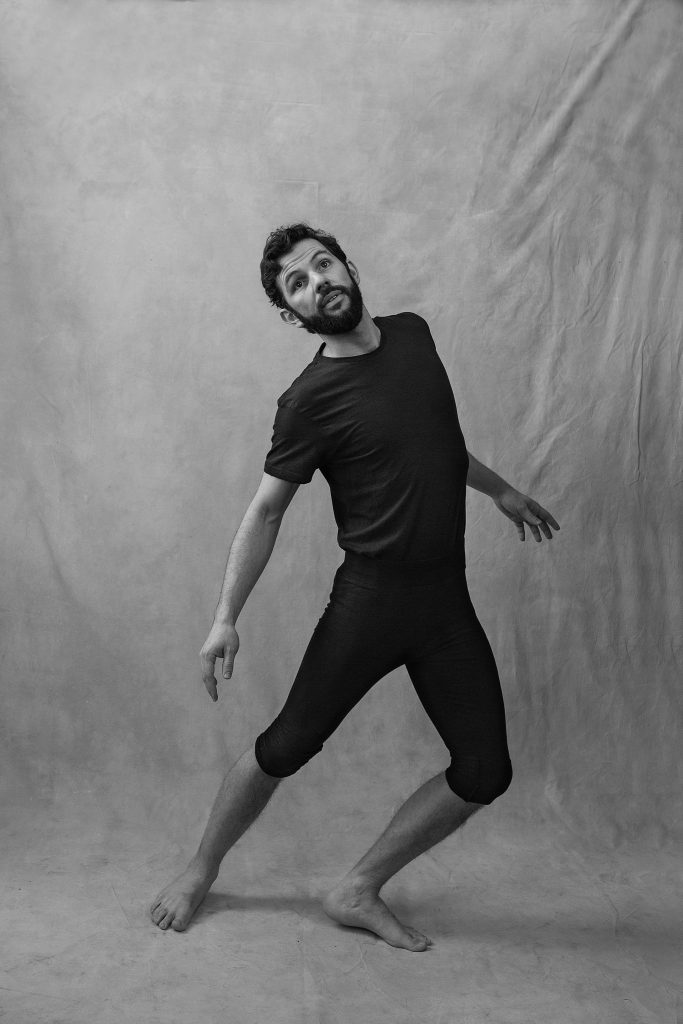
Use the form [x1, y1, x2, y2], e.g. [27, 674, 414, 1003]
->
[200, 473, 300, 701]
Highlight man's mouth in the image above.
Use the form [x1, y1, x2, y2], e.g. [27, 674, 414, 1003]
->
[322, 289, 344, 308]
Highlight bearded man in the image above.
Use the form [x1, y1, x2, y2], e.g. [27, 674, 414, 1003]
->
[150, 224, 560, 950]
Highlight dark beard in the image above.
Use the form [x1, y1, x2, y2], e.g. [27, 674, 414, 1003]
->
[292, 277, 364, 335]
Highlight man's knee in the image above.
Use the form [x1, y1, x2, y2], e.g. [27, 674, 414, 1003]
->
[445, 755, 513, 805]
[254, 718, 324, 779]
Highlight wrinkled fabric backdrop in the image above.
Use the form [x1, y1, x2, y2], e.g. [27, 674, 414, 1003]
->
[2, 1, 681, 1022]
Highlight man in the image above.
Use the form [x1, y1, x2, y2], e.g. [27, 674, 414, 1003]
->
[150, 224, 560, 951]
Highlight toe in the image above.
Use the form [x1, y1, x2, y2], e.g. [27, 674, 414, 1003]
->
[171, 917, 186, 932]
[158, 913, 173, 930]
[152, 905, 167, 925]
[407, 929, 430, 951]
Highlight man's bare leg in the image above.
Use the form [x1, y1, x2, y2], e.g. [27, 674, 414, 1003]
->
[323, 772, 483, 951]
[150, 746, 281, 931]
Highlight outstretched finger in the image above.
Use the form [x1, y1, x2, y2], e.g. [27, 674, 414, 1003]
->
[514, 520, 525, 542]
[528, 514, 553, 540]
[533, 504, 560, 531]
[200, 652, 218, 702]
[205, 676, 218, 702]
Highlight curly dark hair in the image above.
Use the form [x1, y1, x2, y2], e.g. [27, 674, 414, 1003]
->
[260, 223, 349, 309]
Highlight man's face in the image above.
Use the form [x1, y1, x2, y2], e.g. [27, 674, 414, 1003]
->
[277, 239, 364, 335]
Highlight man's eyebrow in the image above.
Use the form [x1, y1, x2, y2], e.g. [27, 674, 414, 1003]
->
[282, 249, 330, 288]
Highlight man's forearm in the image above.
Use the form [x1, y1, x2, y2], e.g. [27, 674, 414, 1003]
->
[465, 450, 512, 500]
[214, 504, 282, 625]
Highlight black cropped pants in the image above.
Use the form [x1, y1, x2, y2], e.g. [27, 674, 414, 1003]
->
[255, 551, 513, 805]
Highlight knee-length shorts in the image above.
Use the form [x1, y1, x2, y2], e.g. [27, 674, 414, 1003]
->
[255, 551, 513, 805]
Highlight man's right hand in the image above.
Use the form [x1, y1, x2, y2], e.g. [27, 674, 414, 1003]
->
[199, 621, 240, 702]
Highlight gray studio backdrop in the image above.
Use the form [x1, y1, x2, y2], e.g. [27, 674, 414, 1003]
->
[2, 0, 680, 870]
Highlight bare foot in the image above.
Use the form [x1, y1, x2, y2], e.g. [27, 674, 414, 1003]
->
[322, 877, 433, 952]
[149, 859, 218, 932]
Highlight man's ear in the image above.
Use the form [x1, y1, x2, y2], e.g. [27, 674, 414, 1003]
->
[346, 260, 360, 285]
[279, 308, 303, 328]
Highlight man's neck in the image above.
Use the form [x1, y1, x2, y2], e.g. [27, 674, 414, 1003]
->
[317, 306, 379, 358]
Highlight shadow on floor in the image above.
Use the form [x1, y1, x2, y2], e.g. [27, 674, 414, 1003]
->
[192, 886, 683, 961]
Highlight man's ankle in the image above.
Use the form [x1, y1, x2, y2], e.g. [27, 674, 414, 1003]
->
[190, 851, 221, 878]
[342, 870, 383, 895]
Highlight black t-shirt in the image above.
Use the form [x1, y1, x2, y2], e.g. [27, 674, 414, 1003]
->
[263, 311, 470, 565]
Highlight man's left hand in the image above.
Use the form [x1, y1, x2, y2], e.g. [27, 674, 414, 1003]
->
[493, 488, 560, 542]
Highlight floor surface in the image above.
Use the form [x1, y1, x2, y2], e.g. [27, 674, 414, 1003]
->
[3, 800, 681, 1024]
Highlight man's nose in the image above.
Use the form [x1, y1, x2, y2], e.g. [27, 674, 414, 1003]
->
[312, 272, 329, 292]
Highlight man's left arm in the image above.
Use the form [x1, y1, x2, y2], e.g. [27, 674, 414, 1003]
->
[466, 450, 560, 543]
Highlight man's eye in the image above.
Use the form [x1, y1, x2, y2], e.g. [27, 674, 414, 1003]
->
[293, 280, 303, 289]
[320, 259, 330, 268]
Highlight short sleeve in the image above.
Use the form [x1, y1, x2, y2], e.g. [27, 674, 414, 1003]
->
[263, 403, 325, 484]
[406, 311, 436, 348]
